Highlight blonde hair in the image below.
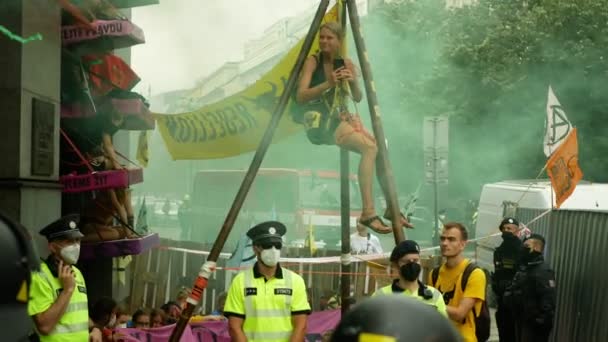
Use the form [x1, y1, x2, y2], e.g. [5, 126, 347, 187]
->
[320, 22, 344, 40]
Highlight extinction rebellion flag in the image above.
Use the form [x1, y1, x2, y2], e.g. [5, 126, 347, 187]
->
[543, 86, 583, 208]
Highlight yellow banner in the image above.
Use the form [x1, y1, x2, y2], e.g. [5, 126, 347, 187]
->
[154, 5, 338, 160]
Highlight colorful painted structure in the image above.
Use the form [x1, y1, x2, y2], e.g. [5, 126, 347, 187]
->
[57, 0, 160, 303]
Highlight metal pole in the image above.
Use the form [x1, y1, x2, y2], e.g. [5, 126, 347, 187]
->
[168, 1, 331, 340]
[432, 119, 439, 249]
[338, 0, 352, 316]
[346, 0, 404, 244]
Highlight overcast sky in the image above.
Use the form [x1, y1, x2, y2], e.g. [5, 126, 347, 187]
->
[130, 0, 320, 95]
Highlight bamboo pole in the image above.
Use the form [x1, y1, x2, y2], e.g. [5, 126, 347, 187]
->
[168, 1, 331, 340]
[346, 0, 404, 244]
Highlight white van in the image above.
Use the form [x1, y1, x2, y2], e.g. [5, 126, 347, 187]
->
[474, 180, 608, 271]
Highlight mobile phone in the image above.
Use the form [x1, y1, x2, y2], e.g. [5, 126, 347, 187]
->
[333, 58, 345, 70]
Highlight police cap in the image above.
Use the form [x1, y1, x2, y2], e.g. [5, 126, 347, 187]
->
[39, 214, 84, 241]
[247, 221, 286, 245]
[390, 240, 420, 262]
[499, 217, 520, 231]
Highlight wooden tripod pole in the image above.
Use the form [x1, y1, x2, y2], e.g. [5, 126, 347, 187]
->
[168, 1, 330, 340]
[338, 0, 352, 315]
[340, 147, 352, 314]
[346, 0, 404, 244]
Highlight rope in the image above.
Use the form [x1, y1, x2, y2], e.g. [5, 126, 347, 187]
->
[515, 164, 549, 205]
[115, 150, 142, 169]
[333, 72, 375, 143]
[60, 129, 94, 173]
[64, 119, 141, 170]
[91, 195, 141, 238]
[155, 207, 551, 268]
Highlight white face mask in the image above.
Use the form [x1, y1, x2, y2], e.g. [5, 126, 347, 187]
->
[60, 243, 81, 265]
[260, 247, 281, 267]
[108, 315, 117, 328]
[116, 323, 127, 329]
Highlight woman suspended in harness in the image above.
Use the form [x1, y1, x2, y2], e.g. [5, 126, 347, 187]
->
[294, 22, 413, 234]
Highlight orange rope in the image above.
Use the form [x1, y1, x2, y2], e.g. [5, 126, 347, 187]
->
[219, 266, 391, 278]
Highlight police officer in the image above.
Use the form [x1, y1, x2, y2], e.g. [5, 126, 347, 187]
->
[224, 221, 311, 342]
[0, 212, 40, 342]
[331, 295, 460, 341]
[505, 234, 556, 342]
[28, 214, 98, 341]
[492, 217, 524, 342]
[373, 240, 446, 316]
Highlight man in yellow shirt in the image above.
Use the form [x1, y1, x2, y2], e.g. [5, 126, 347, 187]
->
[373, 240, 446, 316]
[428, 222, 487, 342]
[224, 221, 311, 342]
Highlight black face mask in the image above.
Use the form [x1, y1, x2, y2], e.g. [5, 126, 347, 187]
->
[522, 247, 542, 262]
[502, 231, 517, 240]
[399, 262, 421, 281]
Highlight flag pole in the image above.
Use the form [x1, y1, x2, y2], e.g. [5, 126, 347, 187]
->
[168, 1, 331, 340]
[346, 0, 404, 244]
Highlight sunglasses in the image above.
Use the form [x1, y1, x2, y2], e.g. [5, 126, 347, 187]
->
[259, 241, 282, 250]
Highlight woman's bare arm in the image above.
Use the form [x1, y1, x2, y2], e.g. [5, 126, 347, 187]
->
[296, 56, 334, 103]
[345, 58, 363, 102]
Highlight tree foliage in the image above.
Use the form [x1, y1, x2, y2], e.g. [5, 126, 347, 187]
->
[365, 0, 608, 198]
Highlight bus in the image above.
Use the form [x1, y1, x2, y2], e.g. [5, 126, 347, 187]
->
[190, 168, 362, 251]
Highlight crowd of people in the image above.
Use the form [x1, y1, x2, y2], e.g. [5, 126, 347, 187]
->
[9, 198, 557, 342]
[86, 290, 228, 342]
[219, 216, 556, 342]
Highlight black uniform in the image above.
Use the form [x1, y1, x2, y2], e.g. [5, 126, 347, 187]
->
[505, 252, 556, 342]
[492, 233, 523, 342]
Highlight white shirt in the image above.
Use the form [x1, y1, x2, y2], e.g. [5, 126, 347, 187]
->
[350, 232, 383, 255]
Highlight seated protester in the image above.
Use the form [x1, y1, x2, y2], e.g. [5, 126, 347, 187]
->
[373, 240, 446, 316]
[114, 304, 131, 328]
[211, 291, 227, 316]
[295, 22, 413, 234]
[80, 188, 136, 242]
[131, 309, 151, 329]
[160, 301, 181, 324]
[191, 291, 230, 323]
[150, 309, 165, 328]
[326, 292, 341, 310]
[89, 297, 117, 342]
[176, 287, 191, 311]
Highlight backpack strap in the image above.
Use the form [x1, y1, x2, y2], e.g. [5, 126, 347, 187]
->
[461, 261, 486, 318]
[431, 266, 440, 287]
[460, 261, 478, 291]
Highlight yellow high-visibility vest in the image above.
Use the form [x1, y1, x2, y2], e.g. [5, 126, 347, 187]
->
[28, 261, 89, 342]
[374, 282, 448, 317]
[224, 263, 311, 342]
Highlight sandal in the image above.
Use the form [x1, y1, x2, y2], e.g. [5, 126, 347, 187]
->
[383, 210, 415, 229]
[359, 215, 392, 234]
